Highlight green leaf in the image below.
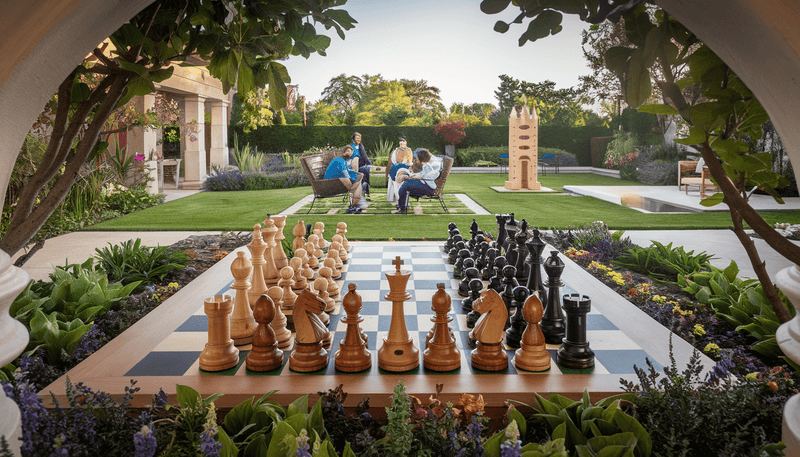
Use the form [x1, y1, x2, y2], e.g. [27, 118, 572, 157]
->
[237, 61, 255, 98]
[673, 126, 706, 145]
[481, 0, 512, 14]
[265, 61, 290, 109]
[624, 50, 652, 108]
[284, 414, 306, 435]
[287, 394, 308, 417]
[71, 82, 91, 103]
[494, 21, 510, 33]
[266, 421, 298, 457]
[699, 193, 724, 207]
[519, 10, 564, 45]
[604, 47, 633, 75]
[638, 104, 678, 115]
[508, 406, 527, 438]
[341, 442, 356, 457]
[148, 66, 174, 83]
[483, 429, 504, 457]
[118, 60, 148, 76]
[176, 384, 201, 409]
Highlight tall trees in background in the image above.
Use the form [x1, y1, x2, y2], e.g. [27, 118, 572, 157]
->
[494, 75, 600, 126]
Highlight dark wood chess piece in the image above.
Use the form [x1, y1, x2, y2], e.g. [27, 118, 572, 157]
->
[246, 294, 284, 372]
[423, 283, 461, 371]
[469, 289, 509, 371]
[334, 283, 371, 372]
[289, 290, 329, 372]
[469, 218, 480, 242]
[557, 294, 595, 369]
[482, 247, 498, 281]
[500, 264, 518, 329]
[488, 255, 507, 294]
[503, 214, 518, 258]
[199, 295, 239, 371]
[448, 238, 464, 264]
[454, 248, 470, 279]
[458, 266, 479, 297]
[505, 285, 530, 349]
[513, 225, 529, 281]
[475, 240, 489, 271]
[524, 230, 549, 304]
[465, 278, 485, 328]
[541, 251, 566, 344]
[378, 257, 420, 371]
[495, 214, 507, 248]
[513, 293, 551, 372]
[444, 223, 458, 252]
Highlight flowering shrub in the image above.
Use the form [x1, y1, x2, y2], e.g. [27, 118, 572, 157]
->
[433, 120, 466, 145]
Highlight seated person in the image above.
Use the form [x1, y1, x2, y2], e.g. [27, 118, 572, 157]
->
[396, 149, 440, 214]
[350, 132, 372, 197]
[323, 145, 364, 214]
[387, 138, 414, 205]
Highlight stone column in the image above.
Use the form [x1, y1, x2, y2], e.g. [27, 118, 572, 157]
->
[183, 95, 206, 182]
[208, 99, 229, 168]
[776, 268, 800, 454]
[127, 93, 159, 193]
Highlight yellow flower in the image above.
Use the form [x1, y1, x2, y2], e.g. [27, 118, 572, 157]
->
[745, 373, 759, 382]
[693, 324, 705, 336]
[703, 343, 720, 355]
[652, 295, 666, 304]
[168, 282, 180, 289]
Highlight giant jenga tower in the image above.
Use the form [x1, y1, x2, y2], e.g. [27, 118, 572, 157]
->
[504, 105, 541, 191]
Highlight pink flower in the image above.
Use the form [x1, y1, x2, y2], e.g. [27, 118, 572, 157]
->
[134, 154, 145, 162]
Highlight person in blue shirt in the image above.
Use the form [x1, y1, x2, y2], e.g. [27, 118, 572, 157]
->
[350, 132, 371, 197]
[395, 148, 440, 214]
[324, 145, 364, 214]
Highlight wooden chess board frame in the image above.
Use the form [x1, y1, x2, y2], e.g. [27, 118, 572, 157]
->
[41, 242, 710, 409]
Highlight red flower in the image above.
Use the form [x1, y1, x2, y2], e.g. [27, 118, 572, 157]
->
[433, 120, 466, 145]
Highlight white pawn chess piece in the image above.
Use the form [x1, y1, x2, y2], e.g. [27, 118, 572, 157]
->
[307, 234, 324, 260]
[290, 256, 308, 292]
[318, 266, 339, 298]
[295, 248, 315, 284]
[336, 222, 350, 251]
[328, 240, 344, 271]
[304, 241, 320, 270]
[313, 222, 327, 250]
[292, 219, 306, 251]
[314, 277, 336, 313]
[324, 257, 341, 280]
[332, 234, 348, 264]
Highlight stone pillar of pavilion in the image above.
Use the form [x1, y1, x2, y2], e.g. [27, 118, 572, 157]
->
[183, 95, 207, 186]
[208, 99, 229, 168]
[777, 271, 800, 454]
[127, 93, 159, 194]
[504, 105, 541, 191]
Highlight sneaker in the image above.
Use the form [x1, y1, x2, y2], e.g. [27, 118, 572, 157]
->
[353, 206, 363, 214]
[345, 206, 357, 214]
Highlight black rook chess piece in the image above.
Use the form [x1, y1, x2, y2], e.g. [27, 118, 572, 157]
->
[540, 250, 566, 344]
[505, 285, 530, 348]
[557, 294, 595, 369]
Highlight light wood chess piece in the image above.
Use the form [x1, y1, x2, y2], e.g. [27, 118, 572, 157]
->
[290, 256, 308, 292]
[313, 222, 327, 250]
[423, 283, 461, 371]
[324, 255, 341, 280]
[271, 215, 290, 269]
[260, 221, 280, 286]
[378, 256, 420, 371]
[292, 219, 306, 251]
[246, 294, 284, 372]
[319, 264, 340, 298]
[278, 266, 298, 315]
[314, 277, 336, 313]
[295, 248, 315, 284]
[305, 241, 320, 269]
[229, 252, 257, 345]
[247, 224, 269, 308]
[199, 295, 239, 371]
[328, 240, 344, 271]
[469, 289, 509, 371]
[335, 283, 371, 372]
[336, 222, 350, 251]
[267, 286, 292, 349]
[332, 235, 348, 264]
[289, 290, 329, 372]
[307, 234, 324, 260]
[513, 293, 551, 371]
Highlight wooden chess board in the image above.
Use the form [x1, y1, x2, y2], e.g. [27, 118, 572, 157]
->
[42, 242, 708, 409]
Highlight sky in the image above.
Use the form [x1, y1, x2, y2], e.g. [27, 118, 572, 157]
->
[282, 0, 594, 112]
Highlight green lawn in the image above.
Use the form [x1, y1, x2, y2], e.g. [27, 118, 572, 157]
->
[87, 173, 800, 240]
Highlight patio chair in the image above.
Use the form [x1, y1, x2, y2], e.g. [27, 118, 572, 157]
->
[299, 152, 363, 214]
[409, 156, 455, 213]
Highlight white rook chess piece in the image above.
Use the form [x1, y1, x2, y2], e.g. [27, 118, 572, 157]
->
[199, 295, 239, 371]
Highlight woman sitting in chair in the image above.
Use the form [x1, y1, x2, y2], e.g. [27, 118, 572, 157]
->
[386, 137, 413, 205]
[395, 149, 440, 214]
[324, 145, 364, 214]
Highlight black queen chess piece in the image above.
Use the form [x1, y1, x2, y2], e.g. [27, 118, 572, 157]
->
[556, 294, 595, 369]
[524, 229, 548, 304]
[540, 250, 565, 344]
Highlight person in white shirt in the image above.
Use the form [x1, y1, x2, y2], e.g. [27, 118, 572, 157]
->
[395, 148, 440, 214]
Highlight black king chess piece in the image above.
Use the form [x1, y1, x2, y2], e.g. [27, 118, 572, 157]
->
[556, 294, 595, 369]
[465, 278, 484, 328]
[540, 250, 565, 344]
[505, 285, 530, 348]
[495, 213, 509, 248]
[524, 229, 548, 303]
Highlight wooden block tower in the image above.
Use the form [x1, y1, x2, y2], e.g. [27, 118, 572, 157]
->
[504, 105, 541, 191]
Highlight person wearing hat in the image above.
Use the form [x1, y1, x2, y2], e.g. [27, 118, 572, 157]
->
[350, 132, 372, 197]
[386, 137, 413, 205]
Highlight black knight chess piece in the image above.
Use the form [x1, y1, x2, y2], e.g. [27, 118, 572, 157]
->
[505, 285, 530, 349]
[541, 250, 566, 344]
[557, 294, 595, 369]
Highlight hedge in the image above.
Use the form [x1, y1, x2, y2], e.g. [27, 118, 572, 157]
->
[591, 136, 615, 168]
[230, 124, 612, 165]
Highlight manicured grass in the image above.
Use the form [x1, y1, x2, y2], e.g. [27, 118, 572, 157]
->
[302, 193, 471, 215]
[87, 173, 800, 240]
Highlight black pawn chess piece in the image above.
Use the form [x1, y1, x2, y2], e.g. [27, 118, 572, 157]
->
[469, 218, 480, 241]
[449, 238, 465, 264]
[557, 294, 595, 369]
[454, 248, 471, 279]
[500, 264, 518, 329]
[541, 250, 566, 344]
[475, 241, 489, 271]
[459, 266, 479, 297]
[465, 278, 484, 328]
[505, 285, 530, 349]
[513, 225, 529, 281]
[524, 230, 548, 304]
[488, 255, 508, 293]
[503, 214, 518, 257]
[444, 225, 459, 252]
[482, 248, 498, 281]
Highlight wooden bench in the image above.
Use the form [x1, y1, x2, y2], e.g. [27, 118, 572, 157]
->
[678, 160, 717, 196]
[299, 152, 363, 214]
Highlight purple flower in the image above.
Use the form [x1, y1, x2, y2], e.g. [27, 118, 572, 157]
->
[154, 389, 168, 407]
[500, 439, 522, 457]
[295, 431, 311, 457]
[199, 430, 221, 457]
[707, 356, 736, 384]
[134, 425, 157, 457]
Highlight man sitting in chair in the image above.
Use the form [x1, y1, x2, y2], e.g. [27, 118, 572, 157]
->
[324, 145, 364, 214]
[395, 148, 440, 214]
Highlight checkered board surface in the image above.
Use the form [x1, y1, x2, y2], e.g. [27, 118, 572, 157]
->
[125, 244, 663, 378]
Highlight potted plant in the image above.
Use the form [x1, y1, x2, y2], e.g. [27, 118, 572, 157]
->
[433, 120, 466, 157]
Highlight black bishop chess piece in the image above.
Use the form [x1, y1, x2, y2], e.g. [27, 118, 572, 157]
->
[513, 223, 529, 281]
[465, 278, 484, 328]
[448, 238, 465, 264]
[458, 266, 480, 297]
[505, 285, 530, 349]
[557, 294, 595, 369]
[524, 229, 548, 304]
[541, 250, 566, 344]
[482, 248, 498, 281]
[500, 264, 518, 329]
